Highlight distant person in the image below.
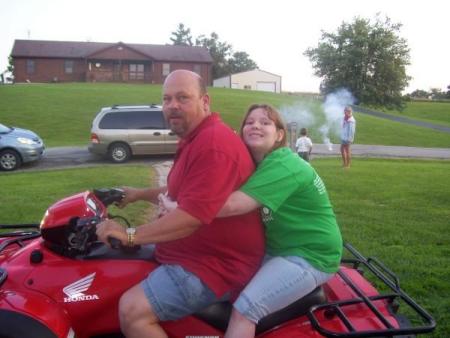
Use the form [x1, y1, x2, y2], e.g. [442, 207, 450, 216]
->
[295, 127, 313, 162]
[341, 106, 356, 168]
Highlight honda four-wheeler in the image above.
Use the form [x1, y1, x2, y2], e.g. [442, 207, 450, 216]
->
[0, 189, 436, 338]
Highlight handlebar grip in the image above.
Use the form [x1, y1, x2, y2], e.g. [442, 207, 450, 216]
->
[108, 236, 122, 249]
[93, 188, 125, 207]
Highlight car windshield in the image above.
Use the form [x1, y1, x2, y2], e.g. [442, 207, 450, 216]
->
[0, 123, 12, 134]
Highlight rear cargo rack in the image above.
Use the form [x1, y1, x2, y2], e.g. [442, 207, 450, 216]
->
[307, 242, 436, 337]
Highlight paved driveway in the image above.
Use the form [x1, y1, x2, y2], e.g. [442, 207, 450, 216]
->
[18, 146, 175, 171]
[17, 144, 450, 172]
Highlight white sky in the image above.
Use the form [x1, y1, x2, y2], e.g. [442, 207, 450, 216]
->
[1, 0, 449, 93]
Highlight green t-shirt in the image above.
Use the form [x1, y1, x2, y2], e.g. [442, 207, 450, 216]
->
[241, 147, 342, 273]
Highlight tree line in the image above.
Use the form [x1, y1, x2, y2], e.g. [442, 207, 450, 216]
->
[408, 87, 450, 100]
[174, 16, 447, 110]
[169, 23, 258, 80]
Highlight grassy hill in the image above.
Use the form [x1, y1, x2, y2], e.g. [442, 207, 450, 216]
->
[0, 83, 449, 148]
[385, 101, 450, 128]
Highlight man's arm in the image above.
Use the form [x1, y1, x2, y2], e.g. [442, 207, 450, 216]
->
[118, 186, 167, 208]
[96, 207, 201, 246]
[135, 208, 201, 244]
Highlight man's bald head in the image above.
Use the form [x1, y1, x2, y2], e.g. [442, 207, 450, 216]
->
[163, 70, 207, 97]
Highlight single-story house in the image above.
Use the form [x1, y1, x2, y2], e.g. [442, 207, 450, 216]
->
[10, 39, 213, 84]
[213, 69, 282, 93]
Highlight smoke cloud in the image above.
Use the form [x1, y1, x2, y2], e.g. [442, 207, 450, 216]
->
[280, 88, 355, 151]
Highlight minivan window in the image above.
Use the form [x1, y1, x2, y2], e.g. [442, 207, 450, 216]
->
[99, 111, 165, 129]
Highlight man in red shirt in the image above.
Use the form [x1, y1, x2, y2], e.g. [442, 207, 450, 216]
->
[96, 70, 265, 338]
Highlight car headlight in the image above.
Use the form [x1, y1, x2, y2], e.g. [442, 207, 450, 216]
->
[17, 137, 38, 145]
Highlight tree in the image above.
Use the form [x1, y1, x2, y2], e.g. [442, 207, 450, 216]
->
[228, 51, 258, 74]
[7, 55, 14, 73]
[409, 89, 429, 99]
[169, 24, 258, 79]
[305, 15, 411, 109]
[195, 32, 233, 79]
[170, 23, 193, 46]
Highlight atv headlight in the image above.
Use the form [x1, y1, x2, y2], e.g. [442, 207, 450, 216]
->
[17, 137, 38, 145]
[40, 210, 49, 229]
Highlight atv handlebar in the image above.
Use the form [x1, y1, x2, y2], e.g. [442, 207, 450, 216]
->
[93, 188, 125, 207]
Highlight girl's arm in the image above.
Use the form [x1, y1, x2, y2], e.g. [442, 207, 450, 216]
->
[217, 190, 262, 217]
[160, 190, 262, 218]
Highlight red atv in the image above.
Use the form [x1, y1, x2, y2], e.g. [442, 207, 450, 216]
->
[0, 188, 436, 338]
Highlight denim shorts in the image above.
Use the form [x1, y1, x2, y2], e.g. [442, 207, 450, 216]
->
[141, 264, 223, 321]
[234, 255, 333, 323]
[341, 140, 351, 145]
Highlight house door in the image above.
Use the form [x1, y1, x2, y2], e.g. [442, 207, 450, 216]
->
[113, 62, 122, 81]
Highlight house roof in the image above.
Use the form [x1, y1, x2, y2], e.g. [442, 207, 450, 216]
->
[11, 39, 213, 63]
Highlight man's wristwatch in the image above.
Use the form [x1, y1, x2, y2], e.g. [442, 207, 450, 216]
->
[126, 227, 136, 247]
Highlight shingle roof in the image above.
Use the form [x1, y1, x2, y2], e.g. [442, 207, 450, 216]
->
[11, 39, 213, 63]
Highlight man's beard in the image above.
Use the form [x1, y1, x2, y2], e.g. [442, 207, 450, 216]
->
[167, 112, 186, 136]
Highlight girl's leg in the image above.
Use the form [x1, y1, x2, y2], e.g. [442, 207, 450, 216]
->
[347, 144, 352, 167]
[340, 144, 347, 167]
[224, 309, 255, 338]
[226, 256, 332, 337]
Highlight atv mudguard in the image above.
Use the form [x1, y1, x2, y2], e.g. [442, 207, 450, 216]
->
[0, 289, 72, 338]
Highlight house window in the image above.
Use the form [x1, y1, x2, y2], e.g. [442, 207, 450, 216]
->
[129, 64, 144, 80]
[26, 60, 35, 74]
[193, 64, 201, 75]
[64, 60, 74, 74]
[162, 63, 170, 76]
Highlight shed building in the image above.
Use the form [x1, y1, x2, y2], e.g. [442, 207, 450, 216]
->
[213, 69, 282, 93]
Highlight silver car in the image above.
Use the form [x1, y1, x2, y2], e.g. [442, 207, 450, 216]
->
[88, 105, 178, 163]
[0, 123, 45, 171]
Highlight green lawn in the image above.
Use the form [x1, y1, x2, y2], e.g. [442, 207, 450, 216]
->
[385, 101, 450, 127]
[352, 112, 450, 147]
[0, 83, 449, 148]
[0, 158, 448, 337]
[0, 165, 155, 225]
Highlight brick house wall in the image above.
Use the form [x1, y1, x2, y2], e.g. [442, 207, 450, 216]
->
[14, 58, 212, 85]
[13, 58, 87, 83]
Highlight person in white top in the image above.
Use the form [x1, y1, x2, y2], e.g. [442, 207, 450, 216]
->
[295, 128, 313, 162]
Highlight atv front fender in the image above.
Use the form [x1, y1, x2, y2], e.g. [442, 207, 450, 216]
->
[0, 289, 72, 338]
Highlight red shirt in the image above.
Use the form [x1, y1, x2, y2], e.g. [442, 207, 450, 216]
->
[155, 113, 265, 297]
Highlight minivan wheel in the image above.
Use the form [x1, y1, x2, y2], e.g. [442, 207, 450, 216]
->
[108, 143, 131, 163]
[0, 149, 22, 171]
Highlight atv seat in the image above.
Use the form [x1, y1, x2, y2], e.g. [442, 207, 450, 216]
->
[195, 286, 326, 334]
